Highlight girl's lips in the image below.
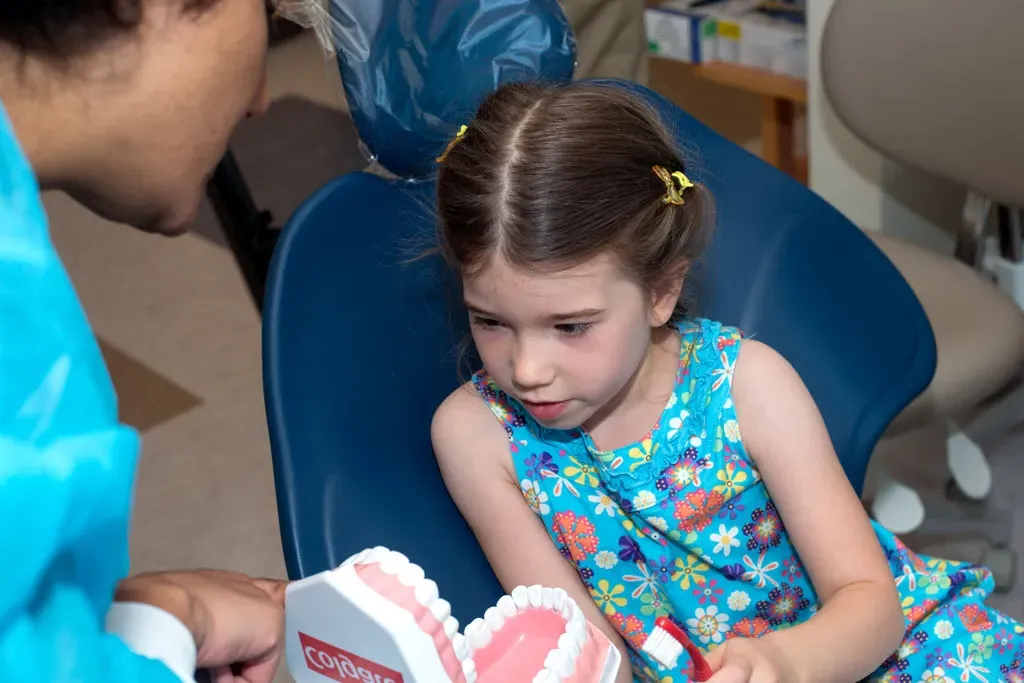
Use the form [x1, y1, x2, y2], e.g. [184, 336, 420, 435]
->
[521, 400, 569, 421]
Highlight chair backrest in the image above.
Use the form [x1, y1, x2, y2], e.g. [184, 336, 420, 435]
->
[821, 0, 1024, 209]
[262, 81, 937, 625]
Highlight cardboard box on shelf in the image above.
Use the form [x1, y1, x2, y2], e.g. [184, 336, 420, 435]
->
[645, 0, 807, 80]
[731, 8, 807, 79]
[644, 0, 720, 64]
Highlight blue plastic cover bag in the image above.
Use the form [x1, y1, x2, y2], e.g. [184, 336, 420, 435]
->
[276, 0, 577, 179]
[0, 105, 177, 682]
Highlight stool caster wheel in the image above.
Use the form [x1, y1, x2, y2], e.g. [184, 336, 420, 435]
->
[982, 546, 1017, 593]
[946, 430, 991, 500]
[944, 477, 959, 501]
[945, 477, 988, 505]
[872, 477, 926, 535]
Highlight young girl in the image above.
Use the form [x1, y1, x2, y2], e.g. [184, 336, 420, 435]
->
[430, 81, 1022, 683]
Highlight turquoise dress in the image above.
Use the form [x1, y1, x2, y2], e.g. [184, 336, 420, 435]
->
[472, 318, 1023, 683]
[0, 104, 179, 681]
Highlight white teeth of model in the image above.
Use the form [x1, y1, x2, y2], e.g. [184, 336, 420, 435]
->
[541, 587, 555, 610]
[551, 588, 567, 611]
[379, 551, 410, 575]
[465, 618, 493, 650]
[570, 605, 586, 631]
[451, 633, 471, 661]
[344, 549, 368, 566]
[399, 562, 426, 587]
[484, 606, 505, 631]
[512, 586, 530, 610]
[528, 585, 544, 608]
[545, 649, 576, 678]
[443, 616, 459, 639]
[429, 598, 451, 623]
[560, 600, 574, 621]
[366, 546, 390, 563]
[567, 618, 588, 646]
[557, 632, 581, 658]
[497, 595, 518, 617]
[532, 669, 559, 683]
[462, 658, 478, 683]
[413, 578, 438, 606]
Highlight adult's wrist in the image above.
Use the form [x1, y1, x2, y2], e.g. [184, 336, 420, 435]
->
[106, 602, 199, 683]
[115, 574, 205, 648]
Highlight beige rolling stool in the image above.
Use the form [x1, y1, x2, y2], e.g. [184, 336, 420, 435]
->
[822, 0, 1024, 588]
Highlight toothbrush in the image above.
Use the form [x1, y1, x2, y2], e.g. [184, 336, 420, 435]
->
[641, 617, 714, 681]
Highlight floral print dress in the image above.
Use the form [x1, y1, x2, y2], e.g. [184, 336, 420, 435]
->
[472, 318, 1024, 683]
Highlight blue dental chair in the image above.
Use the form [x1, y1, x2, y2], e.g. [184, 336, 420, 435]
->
[262, 79, 937, 626]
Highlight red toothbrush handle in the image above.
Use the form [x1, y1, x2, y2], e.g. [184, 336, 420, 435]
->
[654, 617, 714, 682]
[683, 637, 714, 681]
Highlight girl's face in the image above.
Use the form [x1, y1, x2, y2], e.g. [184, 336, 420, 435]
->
[464, 253, 674, 430]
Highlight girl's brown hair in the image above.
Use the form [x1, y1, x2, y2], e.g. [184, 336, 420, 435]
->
[435, 80, 713, 322]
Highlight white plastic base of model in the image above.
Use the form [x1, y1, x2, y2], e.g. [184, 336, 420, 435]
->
[286, 563, 448, 683]
[598, 645, 621, 683]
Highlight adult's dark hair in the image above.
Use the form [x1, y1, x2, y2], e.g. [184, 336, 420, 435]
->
[0, 0, 220, 59]
[436, 80, 713, 323]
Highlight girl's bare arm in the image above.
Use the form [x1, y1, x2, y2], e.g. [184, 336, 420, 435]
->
[431, 385, 633, 683]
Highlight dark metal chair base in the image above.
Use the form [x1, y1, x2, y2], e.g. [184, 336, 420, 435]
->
[205, 149, 280, 313]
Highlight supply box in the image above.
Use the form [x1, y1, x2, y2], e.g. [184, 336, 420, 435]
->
[645, 0, 808, 80]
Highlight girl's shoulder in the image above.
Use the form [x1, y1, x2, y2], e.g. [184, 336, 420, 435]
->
[431, 379, 515, 478]
[676, 317, 747, 370]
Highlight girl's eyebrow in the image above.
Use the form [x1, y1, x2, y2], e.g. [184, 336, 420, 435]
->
[547, 308, 605, 322]
[465, 302, 498, 317]
[464, 302, 605, 321]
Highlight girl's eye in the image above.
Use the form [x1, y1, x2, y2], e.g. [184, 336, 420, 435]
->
[472, 316, 502, 329]
[556, 323, 592, 338]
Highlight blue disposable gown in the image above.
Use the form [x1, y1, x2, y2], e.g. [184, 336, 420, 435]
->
[0, 104, 179, 681]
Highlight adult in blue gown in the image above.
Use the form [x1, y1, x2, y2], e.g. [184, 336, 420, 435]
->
[0, 1, 288, 681]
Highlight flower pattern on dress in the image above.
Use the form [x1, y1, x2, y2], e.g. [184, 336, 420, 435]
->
[471, 318, 1022, 683]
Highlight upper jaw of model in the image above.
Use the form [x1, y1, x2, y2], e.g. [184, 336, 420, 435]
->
[285, 546, 621, 683]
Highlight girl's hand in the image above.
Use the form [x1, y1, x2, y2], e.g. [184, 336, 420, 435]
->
[704, 637, 801, 683]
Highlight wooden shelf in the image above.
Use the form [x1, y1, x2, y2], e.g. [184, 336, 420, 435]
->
[649, 55, 808, 184]
[691, 61, 807, 103]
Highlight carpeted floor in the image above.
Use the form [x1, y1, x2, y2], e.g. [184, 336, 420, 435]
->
[192, 95, 367, 248]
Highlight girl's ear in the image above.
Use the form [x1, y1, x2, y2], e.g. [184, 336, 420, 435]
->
[650, 262, 690, 327]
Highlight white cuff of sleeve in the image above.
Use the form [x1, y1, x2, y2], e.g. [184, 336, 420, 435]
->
[106, 601, 198, 683]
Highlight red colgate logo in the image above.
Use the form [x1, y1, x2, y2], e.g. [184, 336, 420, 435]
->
[299, 632, 405, 683]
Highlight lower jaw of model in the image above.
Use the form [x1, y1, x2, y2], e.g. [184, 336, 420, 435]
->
[285, 546, 621, 683]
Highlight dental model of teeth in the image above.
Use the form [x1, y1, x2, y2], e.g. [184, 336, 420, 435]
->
[285, 546, 622, 683]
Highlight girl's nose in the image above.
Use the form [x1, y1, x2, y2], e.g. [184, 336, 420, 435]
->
[511, 342, 555, 390]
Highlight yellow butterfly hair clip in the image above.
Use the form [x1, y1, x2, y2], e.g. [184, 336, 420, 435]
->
[652, 165, 695, 205]
[436, 125, 469, 163]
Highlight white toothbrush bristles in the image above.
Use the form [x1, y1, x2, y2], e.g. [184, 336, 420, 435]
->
[641, 626, 683, 669]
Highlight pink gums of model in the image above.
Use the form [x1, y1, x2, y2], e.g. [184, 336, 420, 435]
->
[285, 546, 622, 683]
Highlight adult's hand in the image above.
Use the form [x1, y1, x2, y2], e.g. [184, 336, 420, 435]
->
[115, 569, 287, 683]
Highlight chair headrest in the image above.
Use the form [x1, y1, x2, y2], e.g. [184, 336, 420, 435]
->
[821, 0, 1024, 208]
[326, 0, 577, 179]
